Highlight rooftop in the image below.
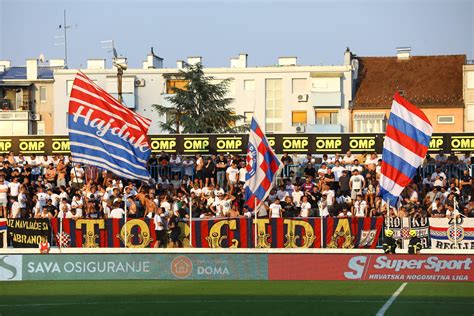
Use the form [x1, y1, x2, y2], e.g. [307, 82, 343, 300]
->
[0, 67, 54, 80]
[353, 54, 465, 109]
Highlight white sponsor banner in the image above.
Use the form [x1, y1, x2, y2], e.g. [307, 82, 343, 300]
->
[0, 255, 22, 281]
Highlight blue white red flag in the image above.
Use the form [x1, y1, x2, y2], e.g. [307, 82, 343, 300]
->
[68, 72, 152, 181]
[380, 92, 433, 206]
[244, 118, 282, 210]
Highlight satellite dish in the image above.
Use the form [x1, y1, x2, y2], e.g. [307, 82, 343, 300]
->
[113, 47, 118, 58]
[39, 54, 45, 63]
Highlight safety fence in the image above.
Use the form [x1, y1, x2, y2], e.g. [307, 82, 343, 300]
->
[148, 163, 473, 183]
[4, 217, 473, 250]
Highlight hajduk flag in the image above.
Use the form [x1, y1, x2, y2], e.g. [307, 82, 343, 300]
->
[244, 118, 282, 210]
[68, 72, 152, 181]
[380, 92, 433, 206]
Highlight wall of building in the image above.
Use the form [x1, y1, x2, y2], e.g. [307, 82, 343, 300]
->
[463, 64, 474, 132]
[352, 107, 465, 133]
[53, 64, 354, 135]
[32, 82, 55, 134]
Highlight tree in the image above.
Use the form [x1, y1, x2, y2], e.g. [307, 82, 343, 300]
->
[152, 63, 248, 134]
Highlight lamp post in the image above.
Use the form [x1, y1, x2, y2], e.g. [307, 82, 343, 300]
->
[113, 58, 127, 104]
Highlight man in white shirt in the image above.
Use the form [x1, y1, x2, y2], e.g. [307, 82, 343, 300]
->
[342, 151, 355, 166]
[226, 162, 239, 194]
[331, 161, 346, 181]
[70, 164, 85, 189]
[353, 194, 367, 217]
[110, 202, 125, 219]
[349, 169, 365, 201]
[58, 198, 72, 218]
[291, 186, 304, 207]
[269, 199, 282, 218]
[276, 185, 289, 201]
[8, 177, 20, 199]
[10, 197, 21, 218]
[238, 163, 247, 184]
[299, 196, 312, 218]
[0, 176, 8, 217]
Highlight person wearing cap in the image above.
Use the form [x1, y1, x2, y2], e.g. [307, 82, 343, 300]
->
[382, 229, 401, 254]
[408, 230, 422, 254]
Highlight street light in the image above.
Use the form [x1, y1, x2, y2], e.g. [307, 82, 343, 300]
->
[112, 58, 127, 104]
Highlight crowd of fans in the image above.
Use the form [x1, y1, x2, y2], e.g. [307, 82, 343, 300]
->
[0, 150, 472, 230]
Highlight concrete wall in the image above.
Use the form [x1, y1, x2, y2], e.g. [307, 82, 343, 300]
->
[352, 107, 465, 133]
[53, 64, 354, 135]
[463, 65, 474, 132]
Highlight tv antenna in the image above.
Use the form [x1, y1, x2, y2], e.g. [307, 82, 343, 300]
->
[54, 10, 74, 67]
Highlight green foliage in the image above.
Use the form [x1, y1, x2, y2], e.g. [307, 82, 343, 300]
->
[152, 63, 248, 134]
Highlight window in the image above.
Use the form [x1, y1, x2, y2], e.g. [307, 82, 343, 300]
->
[467, 104, 474, 121]
[468, 71, 474, 89]
[316, 110, 338, 125]
[244, 80, 255, 91]
[244, 111, 253, 124]
[15, 90, 23, 110]
[437, 116, 455, 124]
[353, 113, 386, 133]
[110, 93, 136, 109]
[265, 79, 283, 132]
[292, 78, 307, 94]
[292, 111, 307, 126]
[39, 86, 47, 102]
[166, 79, 188, 94]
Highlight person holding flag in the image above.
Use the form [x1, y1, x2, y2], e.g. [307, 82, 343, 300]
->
[244, 118, 282, 246]
[379, 92, 433, 208]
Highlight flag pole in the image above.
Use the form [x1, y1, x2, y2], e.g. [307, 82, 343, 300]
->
[59, 216, 63, 253]
[189, 199, 193, 247]
[320, 210, 324, 248]
[453, 197, 458, 248]
[254, 197, 258, 249]
[124, 197, 127, 248]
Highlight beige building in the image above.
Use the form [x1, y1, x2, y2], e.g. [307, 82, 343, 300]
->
[53, 50, 357, 135]
[352, 48, 466, 133]
[463, 62, 474, 132]
[0, 59, 64, 135]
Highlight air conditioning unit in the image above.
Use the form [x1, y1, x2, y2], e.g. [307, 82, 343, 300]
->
[31, 113, 41, 121]
[296, 125, 306, 133]
[297, 94, 308, 102]
[134, 78, 146, 87]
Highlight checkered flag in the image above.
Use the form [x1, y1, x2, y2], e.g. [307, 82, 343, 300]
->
[56, 232, 71, 248]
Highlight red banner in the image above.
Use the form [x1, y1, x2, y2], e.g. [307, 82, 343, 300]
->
[47, 217, 382, 248]
[269, 254, 474, 281]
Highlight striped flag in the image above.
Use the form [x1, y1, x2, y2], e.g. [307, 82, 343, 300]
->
[68, 72, 152, 181]
[380, 92, 433, 206]
[244, 118, 282, 210]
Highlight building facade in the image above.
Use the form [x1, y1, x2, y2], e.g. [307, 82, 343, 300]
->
[351, 48, 466, 133]
[53, 50, 356, 135]
[463, 62, 474, 132]
[0, 59, 64, 135]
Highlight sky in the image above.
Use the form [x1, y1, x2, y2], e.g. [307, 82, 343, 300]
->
[0, 0, 473, 69]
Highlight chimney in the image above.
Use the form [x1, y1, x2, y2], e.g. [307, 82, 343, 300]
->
[26, 59, 38, 80]
[0, 60, 11, 72]
[187, 56, 202, 66]
[278, 56, 297, 66]
[344, 47, 352, 65]
[143, 54, 163, 69]
[231, 53, 248, 68]
[176, 60, 187, 69]
[396, 47, 411, 60]
[50, 59, 65, 68]
[87, 59, 106, 70]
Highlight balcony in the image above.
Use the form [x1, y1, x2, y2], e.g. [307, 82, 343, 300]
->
[0, 110, 31, 121]
[306, 123, 343, 133]
[311, 91, 342, 107]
